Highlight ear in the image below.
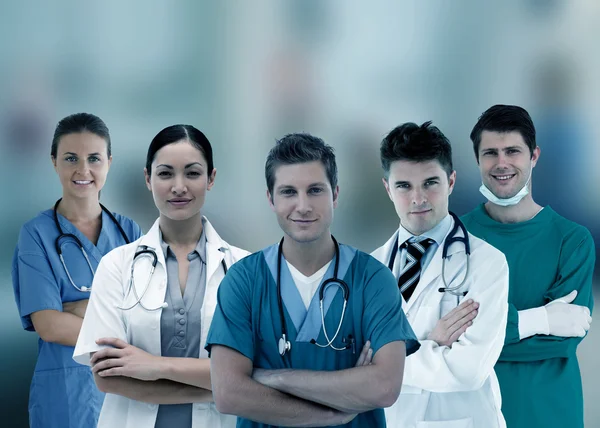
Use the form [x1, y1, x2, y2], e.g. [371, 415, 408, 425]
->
[267, 189, 275, 212]
[448, 170, 457, 195]
[207, 168, 217, 191]
[332, 185, 340, 209]
[382, 177, 393, 202]
[531, 146, 541, 168]
[144, 167, 152, 192]
[51, 156, 57, 171]
[106, 155, 112, 171]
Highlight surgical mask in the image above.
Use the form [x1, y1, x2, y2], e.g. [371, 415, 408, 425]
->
[479, 165, 532, 207]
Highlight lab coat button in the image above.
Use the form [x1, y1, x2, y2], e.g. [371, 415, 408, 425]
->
[179, 318, 186, 325]
[179, 308, 185, 315]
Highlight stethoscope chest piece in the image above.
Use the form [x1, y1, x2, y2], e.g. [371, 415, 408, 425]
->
[278, 334, 291, 356]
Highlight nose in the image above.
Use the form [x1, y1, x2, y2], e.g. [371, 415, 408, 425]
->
[411, 188, 427, 206]
[495, 152, 510, 169]
[75, 160, 91, 176]
[171, 175, 187, 195]
[295, 193, 312, 214]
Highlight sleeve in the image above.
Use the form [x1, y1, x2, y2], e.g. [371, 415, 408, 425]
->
[402, 250, 509, 392]
[500, 230, 595, 361]
[130, 221, 143, 241]
[73, 250, 128, 365]
[362, 261, 420, 357]
[205, 261, 255, 360]
[12, 226, 63, 331]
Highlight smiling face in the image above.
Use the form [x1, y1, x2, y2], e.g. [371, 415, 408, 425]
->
[267, 160, 338, 245]
[383, 159, 455, 236]
[52, 132, 111, 199]
[144, 140, 216, 221]
[477, 130, 539, 199]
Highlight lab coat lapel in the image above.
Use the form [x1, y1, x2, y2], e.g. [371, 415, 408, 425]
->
[204, 217, 226, 285]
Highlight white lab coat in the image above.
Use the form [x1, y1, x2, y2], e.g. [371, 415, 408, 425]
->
[74, 217, 250, 428]
[371, 220, 509, 428]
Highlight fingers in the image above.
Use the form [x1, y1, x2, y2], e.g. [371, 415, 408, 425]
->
[447, 320, 472, 344]
[355, 340, 371, 367]
[443, 299, 479, 327]
[96, 367, 123, 377]
[96, 337, 128, 348]
[90, 348, 124, 365]
[92, 357, 123, 374]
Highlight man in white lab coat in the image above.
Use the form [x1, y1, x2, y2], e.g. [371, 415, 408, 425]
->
[371, 121, 509, 428]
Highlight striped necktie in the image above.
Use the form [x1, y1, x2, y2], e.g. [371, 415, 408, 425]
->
[398, 239, 434, 301]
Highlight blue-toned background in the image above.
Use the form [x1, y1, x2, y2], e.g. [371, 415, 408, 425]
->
[1, 1, 599, 426]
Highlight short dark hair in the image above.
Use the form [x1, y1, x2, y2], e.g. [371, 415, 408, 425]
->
[51, 113, 111, 158]
[265, 133, 338, 195]
[146, 125, 214, 174]
[470, 104, 536, 159]
[380, 121, 453, 179]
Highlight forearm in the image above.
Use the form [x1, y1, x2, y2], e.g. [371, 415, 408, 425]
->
[93, 374, 212, 404]
[156, 357, 212, 390]
[499, 335, 582, 362]
[258, 365, 398, 413]
[216, 376, 354, 427]
[33, 310, 83, 347]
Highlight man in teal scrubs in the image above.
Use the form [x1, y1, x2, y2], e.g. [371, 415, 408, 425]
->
[462, 104, 595, 428]
[206, 133, 419, 427]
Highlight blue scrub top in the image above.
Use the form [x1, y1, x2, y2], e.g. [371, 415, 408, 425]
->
[206, 243, 419, 428]
[12, 208, 142, 428]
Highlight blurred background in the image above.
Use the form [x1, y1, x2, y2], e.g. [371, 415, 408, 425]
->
[1, 1, 599, 426]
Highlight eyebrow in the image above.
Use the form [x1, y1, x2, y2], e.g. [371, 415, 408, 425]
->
[481, 146, 522, 152]
[63, 152, 103, 156]
[394, 176, 440, 186]
[156, 162, 204, 169]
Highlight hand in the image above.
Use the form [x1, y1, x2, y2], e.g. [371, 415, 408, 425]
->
[545, 290, 592, 337]
[427, 299, 479, 347]
[62, 299, 89, 318]
[355, 340, 373, 366]
[91, 338, 162, 381]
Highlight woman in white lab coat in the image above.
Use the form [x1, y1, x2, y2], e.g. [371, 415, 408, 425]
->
[74, 125, 249, 428]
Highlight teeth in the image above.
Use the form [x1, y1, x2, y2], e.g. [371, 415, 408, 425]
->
[494, 175, 513, 181]
[74, 180, 92, 184]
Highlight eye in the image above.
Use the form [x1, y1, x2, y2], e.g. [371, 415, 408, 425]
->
[187, 171, 202, 177]
[280, 189, 296, 196]
[65, 156, 77, 162]
[88, 156, 101, 163]
[424, 180, 439, 187]
[482, 151, 496, 156]
[507, 149, 520, 155]
[309, 187, 324, 194]
[395, 183, 409, 189]
[157, 171, 172, 177]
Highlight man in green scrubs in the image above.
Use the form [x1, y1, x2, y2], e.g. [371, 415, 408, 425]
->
[462, 104, 595, 428]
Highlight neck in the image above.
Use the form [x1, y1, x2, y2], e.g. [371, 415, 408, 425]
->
[159, 213, 203, 247]
[282, 232, 336, 277]
[484, 194, 543, 224]
[57, 194, 102, 223]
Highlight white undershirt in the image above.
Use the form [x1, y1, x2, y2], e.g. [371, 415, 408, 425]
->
[286, 260, 333, 309]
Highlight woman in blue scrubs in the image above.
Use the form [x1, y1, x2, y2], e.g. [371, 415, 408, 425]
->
[12, 113, 142, 428]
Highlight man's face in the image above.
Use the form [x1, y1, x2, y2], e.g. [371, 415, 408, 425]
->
[268, 161, 338, 244]
[477, 130, 540, 199]
[384, 159, 455, 236]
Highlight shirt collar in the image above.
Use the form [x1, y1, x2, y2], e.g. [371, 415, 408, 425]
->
[397, 213, 453, 250]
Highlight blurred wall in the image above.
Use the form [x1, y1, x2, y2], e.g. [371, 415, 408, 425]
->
[1, 1, 599, 426]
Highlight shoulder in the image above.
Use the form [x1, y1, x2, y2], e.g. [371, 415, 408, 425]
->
[352, 249, 396, 282]
[107, 211, 143, 239]
[16, 210, 55, 249]
[223, 243, 252, 262]
[547, 209, 593, 247]
[99, 236, 144, 269]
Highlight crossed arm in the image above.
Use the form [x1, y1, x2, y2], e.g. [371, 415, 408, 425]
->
[89, 338, 214, 405]
[210, 341, 404, 426]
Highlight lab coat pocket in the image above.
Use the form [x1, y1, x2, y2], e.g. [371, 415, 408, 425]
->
[417, 418, 473, 428]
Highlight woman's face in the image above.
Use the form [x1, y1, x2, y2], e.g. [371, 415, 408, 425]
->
[145, 140, 216, 221]
[52, 132, 111, 200]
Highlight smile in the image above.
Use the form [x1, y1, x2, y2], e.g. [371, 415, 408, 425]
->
[73, 180, 93, 185]
[491, 174, 516, 181]
[410, 209, 431, 215]
[168, 199, 192, 206]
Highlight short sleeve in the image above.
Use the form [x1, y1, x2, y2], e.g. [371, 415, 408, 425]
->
[73, 249, 128, 365]
[129, 220, 143, 242]
[362, 261, 420, 356]
[12, 226, 63, 331]
[205, 261, 255, 360]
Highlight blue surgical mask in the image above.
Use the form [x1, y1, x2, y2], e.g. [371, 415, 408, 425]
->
[479, 166, 532, 207]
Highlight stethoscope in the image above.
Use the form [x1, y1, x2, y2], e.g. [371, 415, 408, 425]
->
[117, 243, 229, 312]
[54, 198, 130, 292]
[388, 212, 471, 297]
[277, 236, 353, 357]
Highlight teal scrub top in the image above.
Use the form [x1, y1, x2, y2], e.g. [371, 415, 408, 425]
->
[12, 208, 142, 428]
[206, 242, 419, 428]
